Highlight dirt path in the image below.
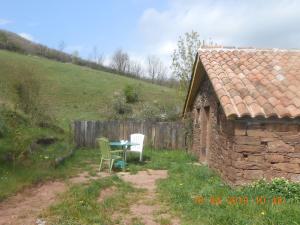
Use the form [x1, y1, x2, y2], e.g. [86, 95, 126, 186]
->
[0, 170, 109, 225]
[0, 169, 180, 225]
[115, 169, 181, 225]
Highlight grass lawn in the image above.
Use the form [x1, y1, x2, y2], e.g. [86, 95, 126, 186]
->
[18, 148, 298, 225]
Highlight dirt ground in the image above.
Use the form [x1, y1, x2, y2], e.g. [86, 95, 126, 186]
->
[0, 171, 109, 225]
[115, 170, 181, 225]
[0, 169, 180, 225]
[0, 181, 66, 225]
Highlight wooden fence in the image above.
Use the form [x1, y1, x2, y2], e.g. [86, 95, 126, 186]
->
[73, 120, 187, 150]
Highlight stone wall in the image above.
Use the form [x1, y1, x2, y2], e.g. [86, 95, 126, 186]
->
[233, 120, 300, 184]
[191, 75, 235, 182]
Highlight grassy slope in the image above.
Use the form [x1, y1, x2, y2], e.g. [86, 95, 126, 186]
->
[0, 50, 181, 128]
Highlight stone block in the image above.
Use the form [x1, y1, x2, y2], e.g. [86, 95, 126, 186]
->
[290, 174, 300, 182]
[231, 152, 243, 160]
[246, 154, 265, 163]
[234, 179, 249, 186]
[260, 137, 276, 142]
[247, 129, 275, 137]
[265, 154, 285, 163]
[264, 170, 288, 180]
[235, 144, 263, 153]
[267, 140, 294, 153]
[290, 158, 300, 163]
[295, 145, 300, 153]
[269, 124, 290, 132]
[234, 136, 261, 145]
[243, 170, 264, 180]
[281, 134, 300, 143]
[287, 153, 300, 158]
[232, 160, 263, 170]
[234, 123, 247, 136]
[272, 163, 300, 173]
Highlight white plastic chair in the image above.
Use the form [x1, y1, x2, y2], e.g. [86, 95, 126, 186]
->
[127, 133, 144, 162]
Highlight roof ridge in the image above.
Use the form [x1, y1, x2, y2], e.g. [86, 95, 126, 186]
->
[198, 47, 300, 52]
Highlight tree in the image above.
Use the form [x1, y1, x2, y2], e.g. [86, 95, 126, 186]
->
[91, 46, 104, 65]
[129, 60, 143, 77]
[147, 55, 167, 83]
[58, 41, 66, 52]
[96, 54, 104, 65]
[71, 50, 79, 63]
[110, 49, 130, 73]
[171, 31, 203, 92]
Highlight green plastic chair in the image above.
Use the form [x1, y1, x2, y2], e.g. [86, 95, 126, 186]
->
[97, 137, 123, 173]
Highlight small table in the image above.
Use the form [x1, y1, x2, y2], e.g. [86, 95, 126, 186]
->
[109, 141, 139, 170]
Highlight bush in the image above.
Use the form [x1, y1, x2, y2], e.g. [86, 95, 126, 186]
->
[241, 178, 300, 202]
[123, 84, 139, 103]
[112, 95, 132, 116]
[138, 101, 180, 121]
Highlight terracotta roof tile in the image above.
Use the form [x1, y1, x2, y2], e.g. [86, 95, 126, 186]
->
[197, 48, 300, 118]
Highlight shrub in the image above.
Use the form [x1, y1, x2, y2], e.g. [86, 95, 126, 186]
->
[138, 101, 180, 121]
[241, 178, 300, 202]
[123, 84, 139, 103]
[112, 95, 132, 116]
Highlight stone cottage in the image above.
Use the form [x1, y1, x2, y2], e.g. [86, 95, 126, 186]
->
[183, 48, 300, 185]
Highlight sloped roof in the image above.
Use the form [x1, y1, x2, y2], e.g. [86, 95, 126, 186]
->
[183, 48, 300, 119]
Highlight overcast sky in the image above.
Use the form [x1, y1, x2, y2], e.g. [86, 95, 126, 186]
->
[1, 0, 300, 70]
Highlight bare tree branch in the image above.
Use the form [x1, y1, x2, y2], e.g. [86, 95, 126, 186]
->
[147, 55, 166, 83]
[110, 49, 130, 73]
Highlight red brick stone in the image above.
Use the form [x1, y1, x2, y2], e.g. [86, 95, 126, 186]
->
[243, 170, 264, 180]
[232, 160, 263, 170]
[234, 136, 261, 145]
[290, 158, 300, 163]
[260, 137, 276, 142]
[247, 155, 265, 163]
[231, 152, 243, 160]
[247, 129, 275, 137]
[287, 153, 300, 158]
[295, 145, 300, 152]
[267, 140, 294, 153]
[234, 123, 247, 136]
[265, 154, 285, 163]
[235, 144, 263, 153]
[290, 174, 300, 182]
[264, 170, 288, 180]
[272, 163, 300, 173]
[281, 134, 300, 143]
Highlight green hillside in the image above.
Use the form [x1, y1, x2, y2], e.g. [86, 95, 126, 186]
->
[0, 50, 182, 128]
[0, 49, 182, 199]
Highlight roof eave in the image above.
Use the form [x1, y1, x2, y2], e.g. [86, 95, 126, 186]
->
[182, 53, 200, 117]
